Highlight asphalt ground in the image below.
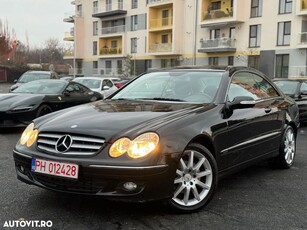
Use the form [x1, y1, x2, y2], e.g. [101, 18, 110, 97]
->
[0, 83, 307, 230]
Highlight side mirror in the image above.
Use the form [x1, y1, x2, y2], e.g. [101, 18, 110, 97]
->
[63, 91, 70, 96]
[227, 96, 256, 110]
[14, 80, 18, 83]
[102, 85, 110, 90]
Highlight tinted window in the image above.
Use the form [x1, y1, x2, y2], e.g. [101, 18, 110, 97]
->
[102, 79, 113, 88]
[274, 80, 299, 95]
[66, 82, 88, 95]
[228, 72, 279, 101]
[14, 81, 66, 94]
[18, 73, 50, 83]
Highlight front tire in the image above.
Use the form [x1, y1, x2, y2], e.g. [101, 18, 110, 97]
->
[270, 126, 296, 169]
[36, 104, 52, 118]
[168, 143, 218, 213]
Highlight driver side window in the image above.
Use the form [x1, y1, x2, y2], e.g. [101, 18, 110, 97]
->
[228, 72, 279, 102]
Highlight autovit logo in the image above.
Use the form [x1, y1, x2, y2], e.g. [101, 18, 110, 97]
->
[3, 220, 53, 228]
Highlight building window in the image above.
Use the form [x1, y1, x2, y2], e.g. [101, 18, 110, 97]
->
[249, 25, 261, 48]
[93, 1, 98, 13]
[275, 54, 289, 78]
[277, 21, 291, 46]
[228, 56, 234, 66]
[161, 34, 168, 43]
[131, 37, 137, 53]
[93, 61, 98, 70]
[251, 0, 262, 17]
[248, 55, 260, 70]
[106, 0, 112, 11]
[210, 1, 221, 10]
[93, 41, 97, 55]
[145, 60, 152, 72]
[117, 60, 123, 74]
[209, 57, 219, 66]
[132, 0, 138, 9]
[279, 0, 292, 14]
[131, 15, 138, 31]
[93, 21, 98, 35]
[77, 4, 82, 16]
[118, 0, 123, 10]
[106, 60, 112, 74]
[162, 9, 169, 26]
[210, 29, 220, 39]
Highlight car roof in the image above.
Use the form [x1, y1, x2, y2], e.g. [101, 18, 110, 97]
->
[25, 70, 54, 74]
[74, 76, 116, 80]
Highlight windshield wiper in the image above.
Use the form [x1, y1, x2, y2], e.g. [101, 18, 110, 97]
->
[140, 97, 186, 102]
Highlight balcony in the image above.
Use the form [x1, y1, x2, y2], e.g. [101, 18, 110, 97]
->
[63, 50, 74, 59]
[92, 2, 127, 18]
[198, 38, 236, 53]
[149, 43, 172, 53]
[297, 32, 307, 48]
[147, 0, 173, 6]
[99, 47, 122, 56]
[201, 0, 245, 27]
[63, 28, 74, 41]
[297, 0, 307, 15]
[149, 17, 173, 30]
[63, 11, 75, 23]
[93, 68, 123, 76]
[101, 25, 125, 35]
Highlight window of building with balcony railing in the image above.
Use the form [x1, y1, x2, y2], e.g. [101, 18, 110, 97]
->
[248, 55, 260, 70]
[162, 9, 169, 26]
[251, 0, 262, 17]
[249, 25, 261, 48]
[161, 34, 168, 44]
[210, 1, 221, 10]
[277, 21, 291, 46]
[93, 41, 98, 55]
[118, 0, 123, 10]
[131, 15, 138, 31]
[93, 1, 98, 14]
[132, 0, 138, 9]
[279, 0, 292, 14]
[131, 37, 138, 53]
[93, 21, 98, 35]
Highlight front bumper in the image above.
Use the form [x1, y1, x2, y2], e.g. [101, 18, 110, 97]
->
[13, 149, 176, 202]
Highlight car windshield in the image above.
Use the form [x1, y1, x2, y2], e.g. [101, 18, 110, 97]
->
[18, 73, 50, 83]
[274, 81, 299, 95]
[111, 71, 223, 103]
[13, 80, 66, 94]
[74, 79, 101, 90]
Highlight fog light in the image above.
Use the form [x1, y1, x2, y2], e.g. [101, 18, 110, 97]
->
[123, 182, 137, 191]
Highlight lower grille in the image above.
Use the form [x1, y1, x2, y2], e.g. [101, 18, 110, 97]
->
[32, 174, 111, 194]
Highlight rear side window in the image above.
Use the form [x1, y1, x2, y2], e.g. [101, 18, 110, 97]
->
[228, 72, 279, 101]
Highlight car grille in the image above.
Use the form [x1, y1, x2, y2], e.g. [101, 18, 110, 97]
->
[37, 132, 105, 156]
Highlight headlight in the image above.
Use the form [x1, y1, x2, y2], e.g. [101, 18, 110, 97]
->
[109, 132, 159, 159]
[20, 123, 39, 147]
[11, 105, 34, 112]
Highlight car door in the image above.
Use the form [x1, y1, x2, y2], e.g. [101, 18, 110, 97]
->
[297, 81, 307, 122]
[220, 71, 284, 170]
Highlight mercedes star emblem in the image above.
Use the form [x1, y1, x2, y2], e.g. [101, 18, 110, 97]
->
[55, 135, 73, 153]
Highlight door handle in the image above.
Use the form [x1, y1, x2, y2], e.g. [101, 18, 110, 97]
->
[264, 107, 272, 113]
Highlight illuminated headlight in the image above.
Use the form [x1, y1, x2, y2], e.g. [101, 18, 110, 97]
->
[109, 132, 159, 159]
[20, 123, 39, 147]
[11, 105, 34, 111]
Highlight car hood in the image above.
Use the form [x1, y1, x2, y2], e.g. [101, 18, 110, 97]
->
[35, 99, 215, 141]
[0, 93, 44, 111]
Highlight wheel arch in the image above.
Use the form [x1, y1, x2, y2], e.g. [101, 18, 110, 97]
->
[188, 134, 216, 159]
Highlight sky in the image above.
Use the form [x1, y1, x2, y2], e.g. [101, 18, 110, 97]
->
[0, 0, 74, 48]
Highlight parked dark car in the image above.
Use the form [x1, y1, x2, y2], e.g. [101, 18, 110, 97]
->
[13, 66, 299, 212]
[1, 79, 101, 127]
[273, 78, 307, 123]
[10, 70, 59, 92]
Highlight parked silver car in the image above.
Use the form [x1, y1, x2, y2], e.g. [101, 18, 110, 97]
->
[73, 76, 118, 98]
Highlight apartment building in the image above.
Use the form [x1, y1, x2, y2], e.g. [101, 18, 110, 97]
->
[63, 0, 307, 78]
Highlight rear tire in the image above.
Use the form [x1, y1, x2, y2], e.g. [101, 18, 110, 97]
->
[36, 104, 52, 118]
[269, 126, 296, 169]
[168, 143, 218, 213]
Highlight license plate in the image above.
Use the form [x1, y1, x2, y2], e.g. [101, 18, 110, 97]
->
[31, 158, 79, 179]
